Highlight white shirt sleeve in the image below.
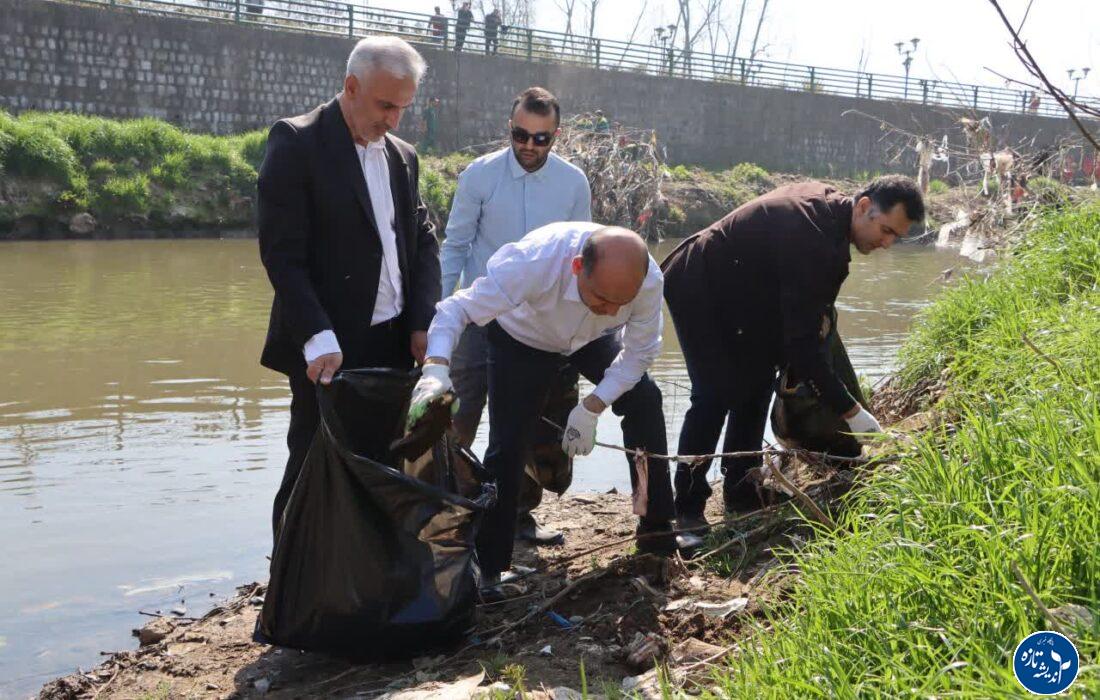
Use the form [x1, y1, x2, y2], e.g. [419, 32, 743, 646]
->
[304, 329, 341, 363]
[591, 267, 664, 405]
[425, 243, 547, 362]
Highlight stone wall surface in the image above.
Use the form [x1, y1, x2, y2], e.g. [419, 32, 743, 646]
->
[0, 0, 1084, 174]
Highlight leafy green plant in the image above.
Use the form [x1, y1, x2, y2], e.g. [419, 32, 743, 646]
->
[420, 165, 457, 227]
[234, 129, 268, 170]
[726, 161, 771, 188]
[94, 174, 150, 216]
[1027, 175, 1072, 205]
[668, 164, 694, 181]
[928, 179, 949, 195]
[501, 663, 528, 696]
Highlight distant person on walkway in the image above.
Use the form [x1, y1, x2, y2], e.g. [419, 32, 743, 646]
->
[441, 86, 591, 545]
[1028, 91, 1041, 114]
[455, 2, 473, 52]
[411, 223, 703, 597]
[258, 37, 441, 537]
[429, 6, 448, 45]
[661, 176, 924, 529]
[421, 97, 440, 152]
[484, 7, 502, 55]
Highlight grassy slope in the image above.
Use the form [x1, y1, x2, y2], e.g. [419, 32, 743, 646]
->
[0, 110, 263, 231]
[709, 204, 1099, 697]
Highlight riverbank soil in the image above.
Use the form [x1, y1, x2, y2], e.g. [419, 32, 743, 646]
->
[40, 435, 909, 699]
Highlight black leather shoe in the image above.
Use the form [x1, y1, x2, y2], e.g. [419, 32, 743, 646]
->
[515, 513, 565, 545]
[636, 521, 703, 555]
[676, 514, 710, 534]
[724, 485, 765, 514]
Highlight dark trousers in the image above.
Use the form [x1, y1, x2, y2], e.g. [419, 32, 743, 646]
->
[673, 375, 773, 517]
[454, 27, 468, 51]
[480, 322, 675, 577]
[484, 31, 499, 54]
[451, 324, 558, 520]
[272, 318, 411, 537]
[668, 302, 775, 518]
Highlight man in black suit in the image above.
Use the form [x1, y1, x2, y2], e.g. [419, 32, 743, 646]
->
[258, 36, 441, 535]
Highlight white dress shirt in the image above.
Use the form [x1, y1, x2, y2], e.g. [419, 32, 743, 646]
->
[440, 148, 591, 295]
[304, 138, 403, 362]
[426, 221, 663, 405]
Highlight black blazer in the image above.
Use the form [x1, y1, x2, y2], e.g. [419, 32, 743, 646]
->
[661, 182, 855, 414]
[257, 98, 441, 375]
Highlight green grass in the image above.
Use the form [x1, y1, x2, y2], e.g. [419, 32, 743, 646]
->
[0, 110, 479, 233]
[708, 203, 1100, 697]
[929, 178, 950, 195]
[0, 110, 260, 227]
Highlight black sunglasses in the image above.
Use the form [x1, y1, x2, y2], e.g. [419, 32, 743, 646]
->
[511, 127, 553, 147]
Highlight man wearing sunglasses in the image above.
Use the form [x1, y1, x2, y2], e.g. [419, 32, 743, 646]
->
[440, 87, 591, 546]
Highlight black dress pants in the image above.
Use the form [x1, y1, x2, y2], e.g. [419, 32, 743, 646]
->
[668, 304, 775, 518]
[272, 318, 412, 537]
[480, 322, 675, 577]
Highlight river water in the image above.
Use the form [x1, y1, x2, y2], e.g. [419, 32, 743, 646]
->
[0, 239, 965, 696]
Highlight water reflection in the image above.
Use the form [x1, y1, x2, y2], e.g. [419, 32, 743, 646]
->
[0, 239, 966, 695]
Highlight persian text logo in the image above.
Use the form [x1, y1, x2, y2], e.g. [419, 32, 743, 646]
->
[1013, 631, 1079, 695]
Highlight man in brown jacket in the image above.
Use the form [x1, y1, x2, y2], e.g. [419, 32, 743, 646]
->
[661, 175, 924, 527]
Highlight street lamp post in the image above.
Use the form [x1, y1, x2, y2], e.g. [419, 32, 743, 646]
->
[1067, 67, 1090, 99]
[896, 37, 920, 99]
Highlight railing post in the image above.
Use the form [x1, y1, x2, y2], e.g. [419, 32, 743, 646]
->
[921, 79, 928, 104]
[973, 86, 979, 108]
[348, 4, 354, 38]
[234, 0, 240, 23]
[867, 74, 872, 98]
[525, 29, 532, 61]
[594, 38, 600, 70]
[666, 48, 674, 77]
[809, 66, 815, 92]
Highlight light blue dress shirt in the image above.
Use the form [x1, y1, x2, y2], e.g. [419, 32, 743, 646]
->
[440, 147, 592, 295]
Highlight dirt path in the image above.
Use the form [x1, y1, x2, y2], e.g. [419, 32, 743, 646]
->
[39, 453, 865, 700]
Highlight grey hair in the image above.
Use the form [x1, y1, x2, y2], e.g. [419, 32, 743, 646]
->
[345, 36, 427, 83]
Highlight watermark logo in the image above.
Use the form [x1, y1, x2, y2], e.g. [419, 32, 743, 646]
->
[1013, 631, 1079, 695]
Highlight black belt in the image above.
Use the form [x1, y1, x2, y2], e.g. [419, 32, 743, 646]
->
[370, 314, 403, 331]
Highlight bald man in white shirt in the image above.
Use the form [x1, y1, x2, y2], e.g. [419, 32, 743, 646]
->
[410, 222, 701, 594]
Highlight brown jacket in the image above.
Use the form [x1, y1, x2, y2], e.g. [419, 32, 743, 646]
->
[661, 182, 856, 414]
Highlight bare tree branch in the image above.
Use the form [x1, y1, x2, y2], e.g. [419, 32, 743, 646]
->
[749, 0, 769, 59]
[730, 0, 748, 59]
[986, 0, 1099, 150]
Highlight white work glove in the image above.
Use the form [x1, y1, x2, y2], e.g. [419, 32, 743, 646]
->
[844, 406, 883, 442]
[562, 402, 600, 457]
[407, 363, 452, 428]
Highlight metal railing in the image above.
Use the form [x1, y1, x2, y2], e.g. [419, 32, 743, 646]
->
[69, 0, 1096, 120]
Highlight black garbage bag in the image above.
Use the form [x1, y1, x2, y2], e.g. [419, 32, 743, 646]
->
[771, 306, 867, 459]
[256, 368, 496, 657]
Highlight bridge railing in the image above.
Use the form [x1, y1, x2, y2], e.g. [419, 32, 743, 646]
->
[70, 0, 1095, 120]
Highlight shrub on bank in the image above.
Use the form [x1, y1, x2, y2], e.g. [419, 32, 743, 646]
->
[0, 110, 261, 229]
[0, 110, 477, 234]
